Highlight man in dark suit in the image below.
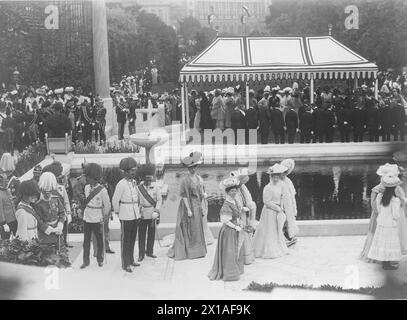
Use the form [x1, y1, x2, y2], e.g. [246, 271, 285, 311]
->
[336, 104, 352, 142]
[231, 106, 247, 144]
[257, 90, 271, 144]
[245, 94, 259, 145]
[299, 105, 314, 143]
[323, 104, 336, 143]
[312, 105, 325, 143]
[391, 98, 405, 141]
[379, 101, 392, 141]
[269, 97, 285, 144]
[285, 105, 298, 144]
[365, 99, 380, 142]
[350, 104, 366, 142]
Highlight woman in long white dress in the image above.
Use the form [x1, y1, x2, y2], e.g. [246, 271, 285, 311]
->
[367, 175, 404, 270]
[360, 163, 407, 261]
[280, 159, 299, 243]
[253, 163, 289, 259]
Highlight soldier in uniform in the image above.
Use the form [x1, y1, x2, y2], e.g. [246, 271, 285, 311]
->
[72, 162, 88, 219]
[231, 104, 247, 144]
[95, 97, 107, 145]
[0, 170, 17, 240]
[245, 90, 259, 145]
[78, 100, 96, 144]
[116, 95, 128, 140]
[137, 164, 162, 262]
[34, 172, 66, 246]
[323, 104, 336, 143]
[350, 103, 367, 142]
[127, 95, 137, 135]
[112, 157, 140, 272]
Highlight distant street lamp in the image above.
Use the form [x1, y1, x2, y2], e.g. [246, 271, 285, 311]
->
[328, 24, 333, 36]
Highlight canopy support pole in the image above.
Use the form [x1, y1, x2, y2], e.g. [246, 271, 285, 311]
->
[354, 77, 358, 89]
[310, 75, 314, 104]
[181, 83, 186, 139]
[185, 84, 190, 130]
[374, 78, 379, 100]
[245, 81, 249, 110]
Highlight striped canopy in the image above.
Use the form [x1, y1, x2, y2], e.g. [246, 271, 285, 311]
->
[179, 36, 378, 83]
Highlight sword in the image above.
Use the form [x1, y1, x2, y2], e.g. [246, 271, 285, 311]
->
[101, 219, 107, 264]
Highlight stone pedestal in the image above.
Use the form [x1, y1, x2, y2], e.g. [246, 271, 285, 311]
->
[92, 0, 113, 137]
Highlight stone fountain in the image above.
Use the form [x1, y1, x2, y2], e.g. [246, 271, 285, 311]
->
[130, 130, 168, 164]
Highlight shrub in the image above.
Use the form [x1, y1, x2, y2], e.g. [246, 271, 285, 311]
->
[13, 142, 47, 177]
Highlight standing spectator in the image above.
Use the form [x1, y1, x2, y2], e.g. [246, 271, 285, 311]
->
[127, 96, 137, 136]
[245, 92, 259, 145]
[0, 171, 17, 240]
[169, 89, 180, 122]
[285, 105, 299, 144]
[1, 107, 16, 154]
[350, 104, 366, 142]
[78, 100, 95, 144]
[299, 105, 314, 144]
[199, 91, 214, 131]
[95, 97, 107, 145]
[231, 104, 247, 144]
[365, 99, 380, 142]
[224, 88, 235, 129]
[269, 97, 285, 144]
[211, 89, 225, 130]
[336, 104, 352, 143]
[115, 97, 128, 140]
[379, 101, 392, 141]
[258, 88, 271, 144]
[189, 90, 197, 129]
[391, 98, 405, 141]
[313, 105, 325, 143]
[323, 104, 336, 143]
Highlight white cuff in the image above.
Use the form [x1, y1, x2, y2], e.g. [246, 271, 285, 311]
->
[45, 227, 53, 235]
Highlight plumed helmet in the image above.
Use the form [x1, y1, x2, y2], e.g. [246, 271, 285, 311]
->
[38, 172, 58, 191]
[119, 157, 138, 171]
[84, 163, 103, 181]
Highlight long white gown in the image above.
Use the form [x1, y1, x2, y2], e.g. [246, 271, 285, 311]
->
[253, 181, 289, 259]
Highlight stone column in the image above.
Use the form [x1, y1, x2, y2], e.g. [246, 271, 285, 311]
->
[92, 0, 115, 137]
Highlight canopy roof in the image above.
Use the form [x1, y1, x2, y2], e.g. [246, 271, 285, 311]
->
[179, 36, 378, 83]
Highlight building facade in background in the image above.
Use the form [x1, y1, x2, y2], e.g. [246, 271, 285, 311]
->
[121, 0, 272, 35]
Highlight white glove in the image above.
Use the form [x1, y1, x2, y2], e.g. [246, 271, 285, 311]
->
[187, 209, 193, 217]
[3, 224, 10, 233]
[152, 212, 159, 219]
[242, 206, 250, 212]
[235, 226, 242, 232]
[55, 222, 64, 235]
[67, 214, 72, 224]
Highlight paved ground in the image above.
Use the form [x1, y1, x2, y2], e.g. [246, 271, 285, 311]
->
[2, 235, 407, 300]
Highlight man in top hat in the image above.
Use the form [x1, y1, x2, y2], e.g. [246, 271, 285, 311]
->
[169, 88, 180, 122]
[299, 105, 314, 143]
[336, 101, 352, 143]
[112, 157, 141, 272]
[350, 102, 367, 142]
[137, 164, 162, 262]
[390, 97, 405, 141]
[285, 104, 299, 144]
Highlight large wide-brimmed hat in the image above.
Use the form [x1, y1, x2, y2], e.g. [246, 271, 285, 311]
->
[181, 151, 203, 168]
[38, 172, 58, 191]
[280, 159, 295, 175]
[376, 163, 399, 177]
[230, 168, 252, 185]
[264, 85, 271, 93]
[381, 175, 402, 188]
[267, 163, 288, 175]
[0, 153, 15, 172]
[219, 176, 240, 192]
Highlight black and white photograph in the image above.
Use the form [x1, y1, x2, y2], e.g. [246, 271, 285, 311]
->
[0, 0, 406, 304]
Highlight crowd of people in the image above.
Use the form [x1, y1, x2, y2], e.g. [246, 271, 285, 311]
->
[186, 76, 407, 144]
[0, 149, 406, 278]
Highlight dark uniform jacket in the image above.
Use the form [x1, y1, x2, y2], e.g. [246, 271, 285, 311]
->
[350, 108, 367, 131]
[245, 107, 258, 129]
[269, 107, 285, 131]
[336, 107, 352, 129]
[285, 109, 298, 132]
[379, 106, 393, 130]
[231, 108, 247, 130]
[365, 107, 380, 130]
[312, 107, 325, 135]
[322, 108, 336, 131]
[299, 111, 314, 134]
[391, 104, 406, 129]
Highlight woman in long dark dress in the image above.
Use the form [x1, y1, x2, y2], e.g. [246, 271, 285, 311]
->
[199, 91, 214, 130]
[208, 177, 245, 281]
[167, 151, 207, 260]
